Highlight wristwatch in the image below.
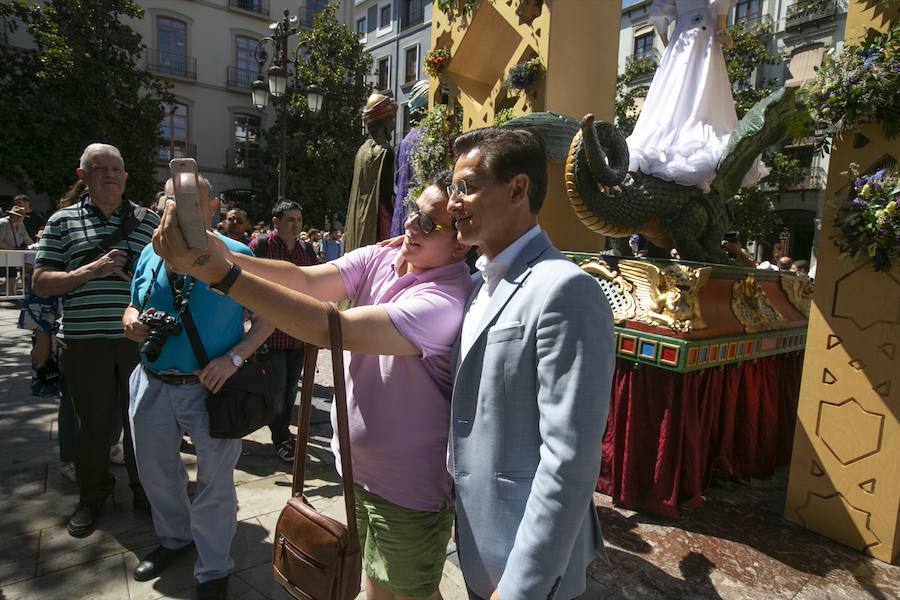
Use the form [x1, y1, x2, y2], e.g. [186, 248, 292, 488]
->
[210, 262, 241, 296]
[227, 351, 243, 367]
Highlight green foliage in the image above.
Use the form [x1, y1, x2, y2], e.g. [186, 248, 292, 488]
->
[436, 0, 478, 20]
[249, 4, 372, 228]
[613, 57, 656, 136]
[723, 23, 780, 118]
[493, 108, 515, 126]
[0, 0, 172, 205]
[505, 58, 544, 91]
[729, 152, 803, 243]
[800, 26, 900, 146]
[408, 105, 461, 203]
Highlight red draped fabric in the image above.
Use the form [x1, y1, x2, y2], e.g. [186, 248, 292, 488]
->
[597, 353, 803, 517]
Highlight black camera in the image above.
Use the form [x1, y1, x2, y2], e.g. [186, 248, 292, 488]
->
[139, 311, 182, 362]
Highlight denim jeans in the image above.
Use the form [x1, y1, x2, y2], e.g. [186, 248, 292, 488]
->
[267, 348, 305, 445]
[129, 365, 242, 583]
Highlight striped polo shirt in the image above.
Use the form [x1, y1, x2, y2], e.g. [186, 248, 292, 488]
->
[36, 197, 160, 339]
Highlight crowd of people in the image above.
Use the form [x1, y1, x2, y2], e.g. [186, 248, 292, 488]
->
[4, 126, 815, 600]
[6, 129, 618, 600]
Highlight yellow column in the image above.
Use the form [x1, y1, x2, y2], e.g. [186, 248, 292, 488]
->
[429, 0, 619, 252]
[784, 1, 900, 563]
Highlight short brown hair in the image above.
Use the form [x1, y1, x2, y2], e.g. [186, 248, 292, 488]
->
[452, 127, 547, 214]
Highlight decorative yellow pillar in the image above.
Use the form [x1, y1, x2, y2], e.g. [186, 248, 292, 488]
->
[784, 1, 900, 563]
[429, 0, 619, 252]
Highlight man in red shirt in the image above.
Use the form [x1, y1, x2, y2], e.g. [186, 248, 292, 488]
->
[248, 201, 317, 461]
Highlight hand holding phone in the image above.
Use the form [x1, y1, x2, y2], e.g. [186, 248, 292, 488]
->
[169, 158, 208, 250]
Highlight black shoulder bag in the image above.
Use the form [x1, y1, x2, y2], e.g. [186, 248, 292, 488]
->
[178, 272, 277, 439]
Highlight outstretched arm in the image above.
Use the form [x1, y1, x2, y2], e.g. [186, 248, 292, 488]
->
[152, 203, 420, 357]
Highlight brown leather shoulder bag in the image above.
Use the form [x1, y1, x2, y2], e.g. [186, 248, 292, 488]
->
[273, 304, 361, 600]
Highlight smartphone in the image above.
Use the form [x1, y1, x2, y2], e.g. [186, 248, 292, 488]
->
[169, 158, 208, 249]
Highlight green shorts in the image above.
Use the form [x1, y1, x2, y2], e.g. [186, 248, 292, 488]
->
[354, 485, 454, 598]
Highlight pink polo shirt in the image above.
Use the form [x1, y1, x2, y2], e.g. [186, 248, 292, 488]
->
[331, 245, 474, 511]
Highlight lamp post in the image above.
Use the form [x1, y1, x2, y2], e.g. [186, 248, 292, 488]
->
[251, 9, 324, 203]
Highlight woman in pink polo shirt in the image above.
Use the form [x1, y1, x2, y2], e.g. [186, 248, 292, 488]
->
[154, 170, 473, 600]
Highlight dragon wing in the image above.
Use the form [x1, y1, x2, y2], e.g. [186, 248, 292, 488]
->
[616, 260, 662, 312]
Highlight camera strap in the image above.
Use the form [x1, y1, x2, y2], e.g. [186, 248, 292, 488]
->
[75, 198, 143, 268]
[162, 267, 210, 369]
[136, 260, 208, 366]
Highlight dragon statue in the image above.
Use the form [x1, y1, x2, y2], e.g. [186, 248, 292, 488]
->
[502, 88, 797, 263]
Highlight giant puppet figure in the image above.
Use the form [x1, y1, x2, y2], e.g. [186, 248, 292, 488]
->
[343, 93, 397, 253]
[626, 0, 767, 191]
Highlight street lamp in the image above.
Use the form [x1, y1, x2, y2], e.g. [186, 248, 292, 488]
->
[251, 9, 323, 203]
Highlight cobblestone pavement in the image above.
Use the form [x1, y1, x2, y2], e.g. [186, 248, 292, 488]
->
[0, 301, 897, 599]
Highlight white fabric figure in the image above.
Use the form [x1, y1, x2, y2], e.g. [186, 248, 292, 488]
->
[626, 0, 767, 192]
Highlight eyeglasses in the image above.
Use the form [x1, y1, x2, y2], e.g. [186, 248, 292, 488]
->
[446, 179, 471, 200]
[405, 203, 454, 235]
[227, 216, 245, 224]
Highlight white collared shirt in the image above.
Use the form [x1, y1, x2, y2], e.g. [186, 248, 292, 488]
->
[459, 225, 542, 363]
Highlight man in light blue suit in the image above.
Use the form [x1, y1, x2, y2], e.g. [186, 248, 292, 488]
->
[447, 128, 615, 600]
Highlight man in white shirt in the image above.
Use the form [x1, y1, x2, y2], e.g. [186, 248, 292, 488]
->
[446, 127, 615, 600]
[0, 205, 34, 250]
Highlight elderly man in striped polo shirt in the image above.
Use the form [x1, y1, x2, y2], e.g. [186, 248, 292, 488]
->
[33, 143, 159, 538]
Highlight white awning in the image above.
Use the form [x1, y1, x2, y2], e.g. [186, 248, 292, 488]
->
[786, 46, 826, 88]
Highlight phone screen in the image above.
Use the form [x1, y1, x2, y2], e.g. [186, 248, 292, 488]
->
[173, 171, 198, 196]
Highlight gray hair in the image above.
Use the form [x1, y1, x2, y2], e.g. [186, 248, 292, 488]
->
[79, 143, 124, 172]
[199, 176, 213, 197]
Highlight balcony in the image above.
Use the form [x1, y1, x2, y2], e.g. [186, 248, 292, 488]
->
[789, 166, 827, 190]
[625, 49, 659, 84]
[146, 49, 197, 80]
[226, 147, 262, 171]
[626, 49, 659, 68]
[228, 0, 269, 17]
[734, 12, 773, 33]
[227, 66, 257, 90]
[785, 0, 837, 30]
[157, 143, 197, 163]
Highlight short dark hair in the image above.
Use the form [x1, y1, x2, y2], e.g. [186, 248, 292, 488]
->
[14, 195, 29, 205]
[452, 127, 547, 214]
[272, 201, 302, 219]
[791, 259, 809, 272]
[428, 169, 453, 195]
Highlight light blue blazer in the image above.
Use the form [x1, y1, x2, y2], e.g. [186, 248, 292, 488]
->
[450, 232, 615, 600]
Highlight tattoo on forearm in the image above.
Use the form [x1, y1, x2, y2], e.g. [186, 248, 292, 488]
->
[193, 254, 210, 267]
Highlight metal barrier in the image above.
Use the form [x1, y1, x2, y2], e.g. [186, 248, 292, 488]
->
[0, 249, 36, 301]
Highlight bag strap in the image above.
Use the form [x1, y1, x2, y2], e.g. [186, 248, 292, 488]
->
[76, 200, 142, 267]
[178, 273, 210, 369]
[292, 305, 358, 546]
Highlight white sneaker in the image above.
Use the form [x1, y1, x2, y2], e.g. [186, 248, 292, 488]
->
[109, 443, 125, 465]
[60, 461, 77, 483]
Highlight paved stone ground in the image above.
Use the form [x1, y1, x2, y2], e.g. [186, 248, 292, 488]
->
[0, 300, 897, 599]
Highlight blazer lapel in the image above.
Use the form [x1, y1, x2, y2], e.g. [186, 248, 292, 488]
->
[458, 232, 553, 372]
[451, 275, 483, 371]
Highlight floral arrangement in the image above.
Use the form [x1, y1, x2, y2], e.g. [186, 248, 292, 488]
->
[833, 164, 900, 272]
[505, 57, 544, 91]
[802, 26, 900, 142]
[408, 104, 462, 202]
[424, 47, 451, 77]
